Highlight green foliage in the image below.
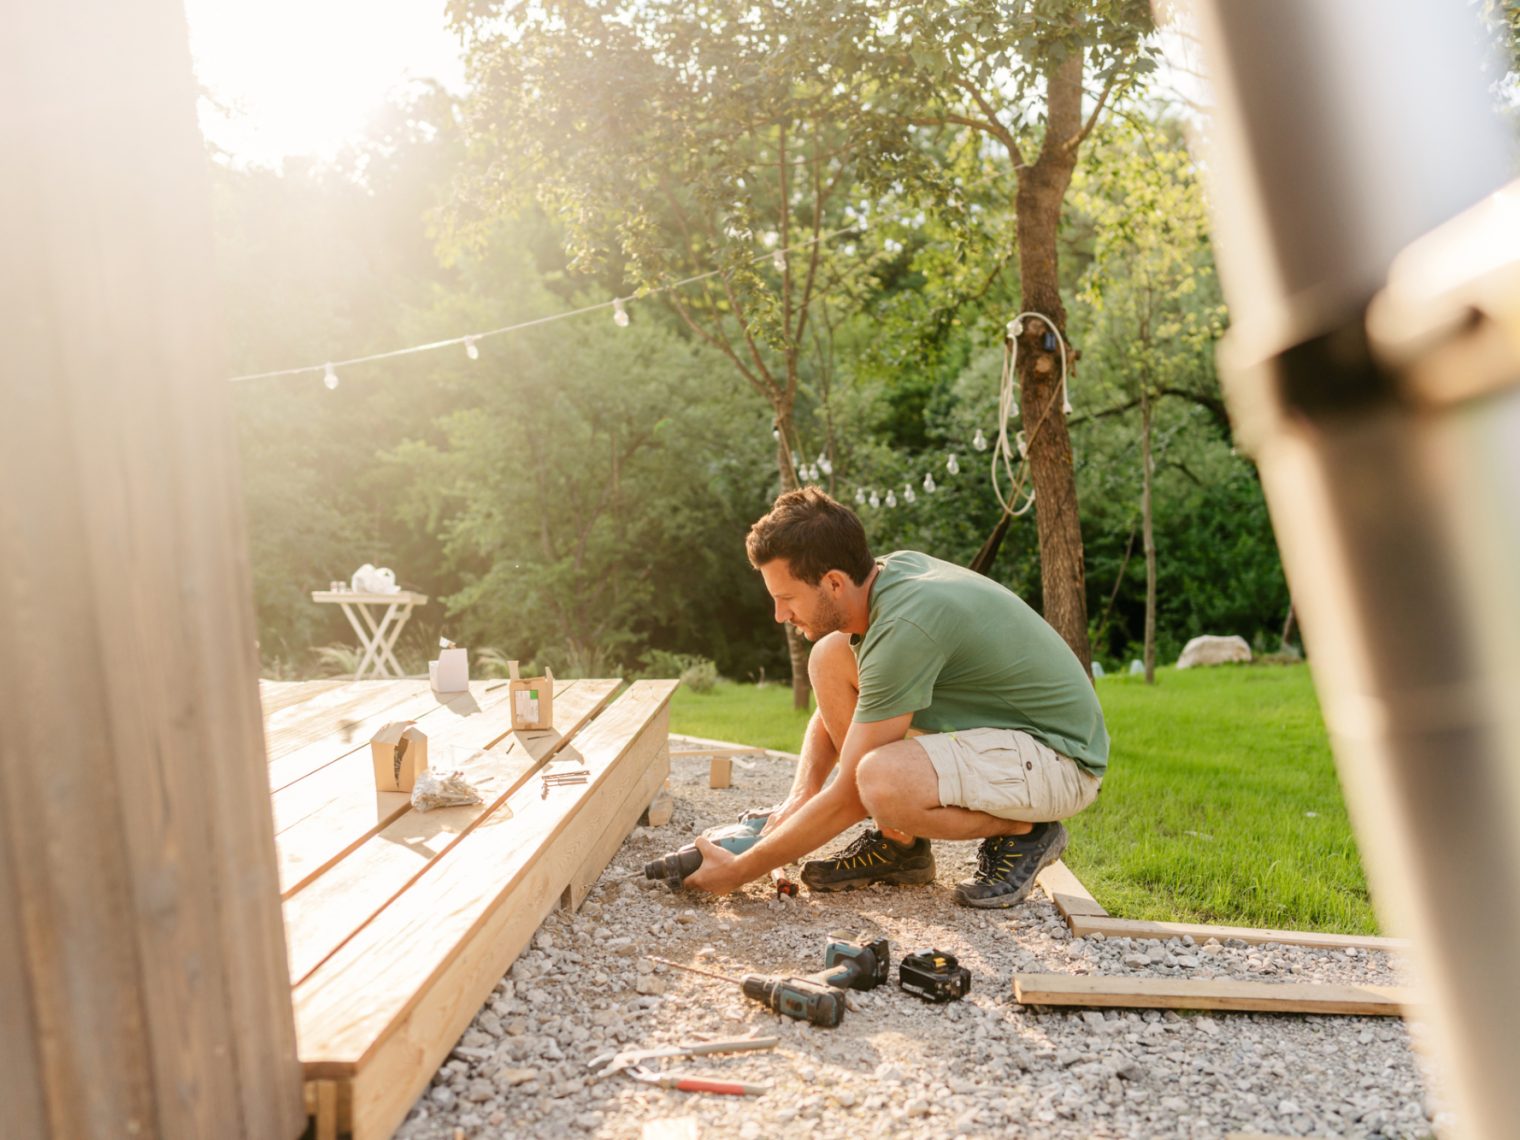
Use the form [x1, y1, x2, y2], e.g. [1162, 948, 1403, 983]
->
[641, 650, 720, 691]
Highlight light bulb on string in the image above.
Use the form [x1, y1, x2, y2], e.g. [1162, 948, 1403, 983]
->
[323, 363, 339, 391]
[1016, 431, 1028, 459]
[1063, 393, 1073, 415]
[885, 490, 898, 508]
[464, 337, 480, 361]
[972, 428, 988, 451]
[613, 298, 630, 328]
[946, 453, 960, 476]
[869, 490, 880, 509]
[855, 488, 866, 505]
[817, 454, 832, 476]
[903, 484, 916, 504]
[923, 472, 937, 493]
[772, 249, 786, 273]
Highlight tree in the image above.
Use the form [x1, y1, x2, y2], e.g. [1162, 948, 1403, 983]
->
[1069, 116, 1225, 678]
[813, 0, 1158, 672]
[448, 0, 892, 706]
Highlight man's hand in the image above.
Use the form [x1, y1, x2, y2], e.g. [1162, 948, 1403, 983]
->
[680, 836, 750, 896]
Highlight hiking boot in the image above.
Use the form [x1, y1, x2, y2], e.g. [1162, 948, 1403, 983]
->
[800, 829, 936, 892]
[954, 821, 1069, 909]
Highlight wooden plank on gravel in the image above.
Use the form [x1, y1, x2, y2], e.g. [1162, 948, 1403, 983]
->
[281, 679, 619, 983]
[294, 681, 676, 1140]
[1012, 973, 1411, 1016]
[272, 681, 519, 896]
[668, 733, 800, 761]
[1069, 914, 1407, 954]
[1037, 860, 1109, 920]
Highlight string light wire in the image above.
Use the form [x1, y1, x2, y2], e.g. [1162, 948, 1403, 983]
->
[227, 223, 863, 384]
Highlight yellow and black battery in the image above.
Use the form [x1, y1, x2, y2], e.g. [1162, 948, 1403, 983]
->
[898, 948, 972, 1003]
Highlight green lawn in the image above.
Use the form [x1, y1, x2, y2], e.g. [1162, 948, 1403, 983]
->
[669, 664, 1377, 934]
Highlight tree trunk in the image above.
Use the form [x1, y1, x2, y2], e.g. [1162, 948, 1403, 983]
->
[774, 410, 813, 710]
[1013, 50, 1092, 674]
[1141, 387, 1157, 685]
[1280, 598, 1297, 653]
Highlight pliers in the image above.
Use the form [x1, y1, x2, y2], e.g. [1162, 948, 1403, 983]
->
[587, 1035, 778, 1096]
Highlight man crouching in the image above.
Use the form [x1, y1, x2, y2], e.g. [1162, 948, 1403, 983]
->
[684, 487, 1108, 908]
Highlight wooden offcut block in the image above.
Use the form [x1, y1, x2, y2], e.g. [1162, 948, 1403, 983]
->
[709, 756, 733, 789]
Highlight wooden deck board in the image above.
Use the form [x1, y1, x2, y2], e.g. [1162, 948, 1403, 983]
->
[339, 693, 672, 1140]
[1070, 914, 1407, 954]
[266, 682, 493, 794]
[293, 682, 675, 1067]
[272, 682, 517, 895]
[265, 676, 675, 1139]
[259, 678, 348, 716]
[280, 679, 619, 983]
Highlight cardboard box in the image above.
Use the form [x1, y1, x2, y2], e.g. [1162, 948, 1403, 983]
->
[430, 645, 469, 693]
[371, 721, 429, 792]
[508, 661, 554, 731]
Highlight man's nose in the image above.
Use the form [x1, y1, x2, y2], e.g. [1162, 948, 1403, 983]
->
[774, 601, 790, 624]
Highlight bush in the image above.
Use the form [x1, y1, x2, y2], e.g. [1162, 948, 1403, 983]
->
[642, 650, 720, 692]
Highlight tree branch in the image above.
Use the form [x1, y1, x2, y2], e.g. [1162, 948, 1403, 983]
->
[1064, 69, 1123, 153]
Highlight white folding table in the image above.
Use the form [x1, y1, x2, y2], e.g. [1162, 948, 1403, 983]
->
[310, 590, 429, 679]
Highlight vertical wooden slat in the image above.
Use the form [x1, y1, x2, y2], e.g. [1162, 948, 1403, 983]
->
[0, 1, 303, 1137]
[0, 839, 53, 1140]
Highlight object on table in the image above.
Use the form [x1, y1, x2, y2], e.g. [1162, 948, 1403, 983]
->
[410, 769, 483, 812]
[430, 638, 469, 693]
[350, 563, 401, 595]
[371, 721, 429, 793]
[508, 660, 554, 731]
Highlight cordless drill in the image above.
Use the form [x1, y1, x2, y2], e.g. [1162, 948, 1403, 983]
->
[649, 935, 889, 1030]
[644, 808, 770, 890]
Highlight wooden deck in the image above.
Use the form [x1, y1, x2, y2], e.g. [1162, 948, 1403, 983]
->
[260, 676, 676, 1139]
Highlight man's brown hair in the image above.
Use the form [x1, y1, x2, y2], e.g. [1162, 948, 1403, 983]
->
[745, 487, 875, 586]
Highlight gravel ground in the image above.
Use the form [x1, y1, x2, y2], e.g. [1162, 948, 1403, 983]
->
[396, 748, 1452, 1140]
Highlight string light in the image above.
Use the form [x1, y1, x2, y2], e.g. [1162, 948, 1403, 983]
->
[868, 490, 880, 509]
[323, 363, 339, 390]
[923, 472, 936, 493]
[227, 221, 867, 385]
[947, 453, 960, 476]
[972, 428, 988, 451]
[772, 250, 786, 272]
[464, 336, 480, 360]
[885, 490, 897, 508]
[855, 488, 866, 505]
[817, 454, 832, 476]
[903, 484, 916, 504]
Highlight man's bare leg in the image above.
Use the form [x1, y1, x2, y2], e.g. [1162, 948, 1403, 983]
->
[855, 739, 1035, 840]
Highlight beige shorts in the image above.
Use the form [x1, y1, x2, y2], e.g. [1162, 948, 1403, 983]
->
[915, 727, 1101, 822]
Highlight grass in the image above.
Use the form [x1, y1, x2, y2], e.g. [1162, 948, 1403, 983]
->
[670, 664, 1378, 935]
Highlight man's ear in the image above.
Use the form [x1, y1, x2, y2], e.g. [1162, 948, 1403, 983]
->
[822, 569, 849, 594]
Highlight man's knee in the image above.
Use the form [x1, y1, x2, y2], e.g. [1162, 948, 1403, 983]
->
[855, 744, 917, 821]
[807, 631, 855, 689]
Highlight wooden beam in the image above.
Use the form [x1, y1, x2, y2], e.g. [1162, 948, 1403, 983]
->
[1037, 860, 1110, 920]
[1012, 973, 1411, 1016]
[293, 681, 677, 1139]
[2, 2, 306, 1134]
[1069, 914, 1407, 954]
[279, 679, 618, 983]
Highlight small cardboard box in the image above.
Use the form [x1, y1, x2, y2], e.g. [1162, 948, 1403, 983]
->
[371, 721, 429, 792]
[508, 661, 554, 731]
[430, 645, 469, 693]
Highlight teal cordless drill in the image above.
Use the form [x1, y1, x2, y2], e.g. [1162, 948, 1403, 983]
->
[644, 808, 770, 889]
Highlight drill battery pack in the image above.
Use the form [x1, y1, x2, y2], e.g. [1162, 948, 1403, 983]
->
[898, 948, 972, 1003]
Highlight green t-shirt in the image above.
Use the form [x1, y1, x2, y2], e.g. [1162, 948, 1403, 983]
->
[851, 550, 1109, 775]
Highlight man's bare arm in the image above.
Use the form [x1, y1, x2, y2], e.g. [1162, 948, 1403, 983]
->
[684, 712, 914, 894]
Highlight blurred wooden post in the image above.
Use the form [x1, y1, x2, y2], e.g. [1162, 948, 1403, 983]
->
[0, 3, 303, 1138]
